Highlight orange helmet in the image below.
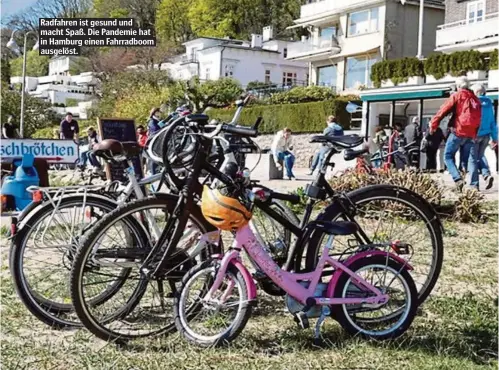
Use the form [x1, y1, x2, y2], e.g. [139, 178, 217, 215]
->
[201, 185, 252, 231]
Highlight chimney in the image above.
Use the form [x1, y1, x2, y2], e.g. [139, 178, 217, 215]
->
[262, 26, 273, 42]
[251, 34, 263, 48]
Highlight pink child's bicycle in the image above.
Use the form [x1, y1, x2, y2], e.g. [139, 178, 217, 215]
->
[174, 189, 418, 347]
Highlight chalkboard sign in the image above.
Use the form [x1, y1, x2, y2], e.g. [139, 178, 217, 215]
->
[97, 118, 144, 182]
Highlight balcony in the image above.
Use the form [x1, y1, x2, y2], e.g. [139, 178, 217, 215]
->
[298, 0, 381, 23]
[435, 12, 499, 52]
[287, 35, 341, 60]
[171, 54, 198, 64]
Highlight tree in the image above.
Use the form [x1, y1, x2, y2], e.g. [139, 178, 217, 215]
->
[1, 82, 58, 137]
[10, 50, 50, 77]
[1, 57, 11, 84]
[155, 0, 194, 46]
[170, 77, 243, 112]
[92, 0, 160, 29]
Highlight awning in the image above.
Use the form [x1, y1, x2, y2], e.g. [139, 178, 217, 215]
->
[361, 89, 447, 102]
[487, 92, 498, 100]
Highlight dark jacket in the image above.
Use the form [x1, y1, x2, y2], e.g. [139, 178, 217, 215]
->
[425, 127, 445, 150]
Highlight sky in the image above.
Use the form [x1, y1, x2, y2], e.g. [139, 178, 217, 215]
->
[1, 0, 37, 19]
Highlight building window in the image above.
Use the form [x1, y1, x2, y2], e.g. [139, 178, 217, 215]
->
[467, 0, 485, 23]
[205, 68, 211, 80]
[319, 26, 337, 40]
[265, 70, 271, 84]
[344, 55, 378, 89]
[283, 48, 288, 58]
[224, 64, 234, 77]
[348, 7, 379, 36]
[317, 65, 337, 87]
[282, 72, 297, 86]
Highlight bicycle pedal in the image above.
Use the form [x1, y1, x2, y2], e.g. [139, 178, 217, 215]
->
[294, 312, 309, 329]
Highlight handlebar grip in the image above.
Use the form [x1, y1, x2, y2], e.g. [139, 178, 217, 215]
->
[222, 124, 258, 137]
[343, 148, 369, 161]
[271, 191, 301, 204]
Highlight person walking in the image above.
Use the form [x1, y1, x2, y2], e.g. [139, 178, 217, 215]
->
[429, 77, 481, 191]
[60, 112, 79, 143]
[2, 115, 20, 138]
[424, 126, 445, 172]
[271, 127, 295, 180]
[471, 83, 497, 190]
[308, 116, 344, 175]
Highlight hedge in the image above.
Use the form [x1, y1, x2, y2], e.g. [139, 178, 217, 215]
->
[371, 49, 497, 87]
[209, 99, 354, 133]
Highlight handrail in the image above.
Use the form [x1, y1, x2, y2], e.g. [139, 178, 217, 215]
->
[437, 12, 498, 30]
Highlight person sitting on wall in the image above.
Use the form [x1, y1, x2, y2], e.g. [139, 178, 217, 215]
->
[271, 127, 295, 180]
[60, 112, 79, 143]
[308, 115, 344, 175]
[78, 127, 103, 173]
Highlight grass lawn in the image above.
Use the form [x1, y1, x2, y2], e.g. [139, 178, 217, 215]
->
[1, 208, 497, 370]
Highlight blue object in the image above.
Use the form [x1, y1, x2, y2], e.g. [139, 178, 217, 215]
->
[477, 96, 498, 142]
[1, 153, 40, 211]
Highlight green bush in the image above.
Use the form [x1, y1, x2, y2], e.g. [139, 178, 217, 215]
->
[267, 86, 337, 105]
[489, 49, 498, 70]
[371, 58, 424, 88]
[65, 98, 81, 107]
[246, 81, 275, 90]
[209, 97, 356, 133]
[424, 51, 486, 79]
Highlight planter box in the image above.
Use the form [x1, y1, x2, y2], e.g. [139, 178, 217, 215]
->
[466, 70, 487, 80]
[398, 76, 425, 86]
[488, 69, 499, 88]
[426, 74, 455, 83]
[381, 79, 395, 88]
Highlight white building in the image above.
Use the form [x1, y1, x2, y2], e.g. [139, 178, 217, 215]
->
[435, 0, 498, 53]
[161, 27, 309, 88]
[286, 0, 445, 94]
[10, 56, 98, 119]
[358, 0, 498, 170]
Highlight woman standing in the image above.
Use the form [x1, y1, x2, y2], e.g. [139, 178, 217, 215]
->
[147, 108, 162, 174]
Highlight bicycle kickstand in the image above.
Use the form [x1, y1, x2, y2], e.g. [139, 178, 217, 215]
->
[313, 306, 331, 345]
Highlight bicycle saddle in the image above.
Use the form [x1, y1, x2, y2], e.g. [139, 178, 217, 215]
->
[185, 114, 209, 125]
[307, 220, 358, 236]
[93, 139, 142, 160]
[310, 134, 364, 149]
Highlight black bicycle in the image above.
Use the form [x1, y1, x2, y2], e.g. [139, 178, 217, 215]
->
[70, 114, 443, 343]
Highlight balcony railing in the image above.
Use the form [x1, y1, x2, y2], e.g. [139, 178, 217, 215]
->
[436, 12, 499, 49]
[171, 54, 198, 64]
[300, 0, 379, 20]
[287, 35, 340, 59]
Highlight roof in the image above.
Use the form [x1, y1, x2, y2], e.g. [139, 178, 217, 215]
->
[199, 43, 281, 54]
[182, 36, 245, 46]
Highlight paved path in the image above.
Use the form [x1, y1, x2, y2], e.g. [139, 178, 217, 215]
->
[2, 168, 497, 228]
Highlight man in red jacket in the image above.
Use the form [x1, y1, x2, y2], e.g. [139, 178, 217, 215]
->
[429, 77, 481, 191]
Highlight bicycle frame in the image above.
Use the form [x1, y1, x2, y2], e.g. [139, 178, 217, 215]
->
[206, 224, 392, 306]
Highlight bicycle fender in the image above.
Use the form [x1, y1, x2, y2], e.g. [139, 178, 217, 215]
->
[211, 254, 257, 301]
[325, 250, 413, 298]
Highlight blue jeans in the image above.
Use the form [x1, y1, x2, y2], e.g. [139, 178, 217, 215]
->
[79, 151, 100, 168]
[444, 133, 478, 187]
[310, 146, 329, 172]
[471, 135, 491, 178]
[277, 151, 295, 178]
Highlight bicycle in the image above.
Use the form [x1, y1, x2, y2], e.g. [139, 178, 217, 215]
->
[69, 116, 442, 344]
[174, 186, 418, 346]
[158, 118, 443, 305]
[8, 140, 168, 329]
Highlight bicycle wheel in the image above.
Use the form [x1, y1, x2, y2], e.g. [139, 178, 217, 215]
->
[70, 195, 218, 343]
[304, 185, 443, 306]
[332, 255, 417, 340]
[9, 194, 119, 328]
[174, 259, 252, 347]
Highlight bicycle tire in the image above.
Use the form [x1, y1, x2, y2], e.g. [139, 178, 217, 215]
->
[9, 194, 120, 329]
[70, 194, 219, 343]
[303, 185, 443, 306]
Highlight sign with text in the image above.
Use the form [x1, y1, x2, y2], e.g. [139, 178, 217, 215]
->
[97, 118, 144, 181]
[0, 139, 79, 163]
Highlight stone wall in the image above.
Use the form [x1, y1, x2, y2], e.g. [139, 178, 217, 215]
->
[252, 130, 361, 169]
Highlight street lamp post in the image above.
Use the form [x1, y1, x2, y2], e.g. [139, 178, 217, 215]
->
[417, 0, 424, 59]
[6, 30, 39, 138]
